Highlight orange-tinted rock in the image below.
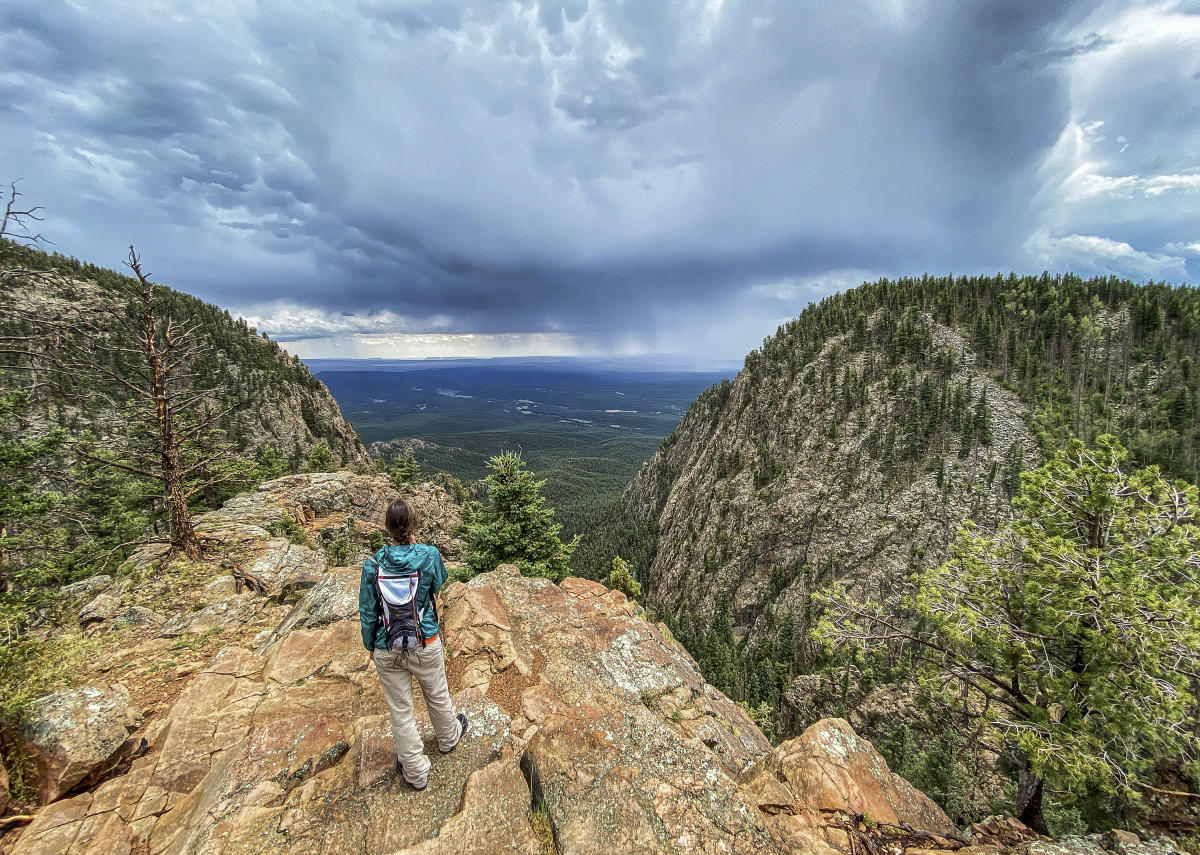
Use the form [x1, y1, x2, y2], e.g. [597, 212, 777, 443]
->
[17, 683, 143, 804]
[750, 717, 958, 840]
[15, 543, 971, 855]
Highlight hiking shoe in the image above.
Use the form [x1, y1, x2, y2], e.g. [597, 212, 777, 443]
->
[440, 714, 469, 754]
[395, 760, 427, 791]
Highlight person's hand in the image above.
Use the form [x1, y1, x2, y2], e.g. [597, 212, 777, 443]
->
[367, 649, 374, 662]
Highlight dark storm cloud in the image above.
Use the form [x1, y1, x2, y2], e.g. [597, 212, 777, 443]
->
[1, 0, 1197, 359]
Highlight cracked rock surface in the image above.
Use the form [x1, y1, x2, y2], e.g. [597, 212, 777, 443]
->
[8, 474, 976, 855]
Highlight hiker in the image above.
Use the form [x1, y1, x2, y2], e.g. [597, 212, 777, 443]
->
[359, 498, 468, 790]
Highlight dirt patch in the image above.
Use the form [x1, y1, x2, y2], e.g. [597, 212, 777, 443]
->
[486, 652, 544, 719]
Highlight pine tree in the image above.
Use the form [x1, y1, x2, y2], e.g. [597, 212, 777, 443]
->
[818, 436, 1200, 833]
[607, 555, 642, 599]
[0, 390, 65, 597]
[386, 451, 420, 489]
[463, 452, 579, 581]
[305, 439, 335, 472]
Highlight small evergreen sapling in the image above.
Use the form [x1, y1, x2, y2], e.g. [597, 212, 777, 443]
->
[305, 439, 335, 472]
[607, 556, 642, 600]
[462, 452, 579, 582]
[816, 435, 1200, 833]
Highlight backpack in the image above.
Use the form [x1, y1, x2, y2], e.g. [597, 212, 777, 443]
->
[374, 556, 438, 651]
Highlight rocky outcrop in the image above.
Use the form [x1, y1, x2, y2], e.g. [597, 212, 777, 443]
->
[0, 757, 9, 815]
[16, 684, 143, 804]
[626, 311, 1038, 729]
[188, 471, 464, 569]
[0, 260, 369, 469]
[9, 557, 962, 855]
[106, 473, 463, 639]
[741, 717, 958, 849]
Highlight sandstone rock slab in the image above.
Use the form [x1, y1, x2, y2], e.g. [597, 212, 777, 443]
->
[18, 684, 143, 804]
[79, 594, 122, 626]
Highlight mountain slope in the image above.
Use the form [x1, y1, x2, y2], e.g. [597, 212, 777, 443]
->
[0, 241, 368, 471]
[626, 272, 1200, 724]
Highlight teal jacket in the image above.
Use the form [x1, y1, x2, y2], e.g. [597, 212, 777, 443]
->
[359, 543, 448, 651]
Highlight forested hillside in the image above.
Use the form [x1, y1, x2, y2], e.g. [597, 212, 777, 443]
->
[624, 271, 1200, 739]
[0, 240, 368, 637]
[1, 242, 367, 468]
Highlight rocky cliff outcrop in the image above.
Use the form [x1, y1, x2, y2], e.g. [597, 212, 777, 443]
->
[10, 560, 967, 855]
[0, 254, 369, 468]
[5, 472, 981, 855]
[0, 473, 457, 828]
[6, 472, 1166, 855]
[626, 311, 1037, 709]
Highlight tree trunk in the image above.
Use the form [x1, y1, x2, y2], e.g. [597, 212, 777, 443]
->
[1016, 758, 1049, 835]
[162, 431, 200, 558]
[135, 256, 201, 560]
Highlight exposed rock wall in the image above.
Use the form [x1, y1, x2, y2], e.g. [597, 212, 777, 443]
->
[627, 315, 1037, 667]
[7, 472, 971, 854]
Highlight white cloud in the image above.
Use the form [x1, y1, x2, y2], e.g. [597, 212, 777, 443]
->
[1024, 232, 1187, 281]
[234, 302, 455, 338]
[1027, 3, 1200, 271]
[285, 332, 591, 359]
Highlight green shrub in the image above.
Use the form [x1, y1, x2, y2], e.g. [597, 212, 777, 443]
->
[607, 556, 642, 600]
[266, 515, 307, 545]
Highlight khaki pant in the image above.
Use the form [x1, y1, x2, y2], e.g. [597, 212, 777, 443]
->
[374, 637, 462, 788]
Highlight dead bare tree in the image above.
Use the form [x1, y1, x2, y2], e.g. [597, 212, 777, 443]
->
[2, 237, 251, 561]
[1, 181, 46, 251]
[59, 247, 251, 558]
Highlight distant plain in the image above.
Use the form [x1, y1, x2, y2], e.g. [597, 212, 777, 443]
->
[308, 357, 732, 527]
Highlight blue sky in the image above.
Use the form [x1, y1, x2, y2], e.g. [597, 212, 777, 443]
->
[1, 0, 1198, 363]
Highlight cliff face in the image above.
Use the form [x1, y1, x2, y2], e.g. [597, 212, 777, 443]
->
[6, 473, 968, 855]
[627, 313, 1035, 668]
[0, 252, 368, 468]
[626, 273, 1200, 711]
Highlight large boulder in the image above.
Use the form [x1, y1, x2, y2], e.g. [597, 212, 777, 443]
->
[11, 562, 967, 855]
[738, 717, 959, 853]
[17, 683, 143, 804]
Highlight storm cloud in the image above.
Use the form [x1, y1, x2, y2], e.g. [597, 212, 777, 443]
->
[1, 0, 1197, 361]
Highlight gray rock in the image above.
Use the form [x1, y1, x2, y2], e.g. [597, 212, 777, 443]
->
[17, 683, 142, 803]
[202, 575, 239, 598]
[258, 567, 359, 654]
[158, 611, 194, 638]
[177, 593, 263, 635]
[113, 606, 164, 628]
[244, 540, 327, 602]
[60, 575, 113, 604]
[79, 593, 122, 625]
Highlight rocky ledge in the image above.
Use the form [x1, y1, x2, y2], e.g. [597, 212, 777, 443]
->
[3, 475, 1167, 855]
[1, 556, 977, 855]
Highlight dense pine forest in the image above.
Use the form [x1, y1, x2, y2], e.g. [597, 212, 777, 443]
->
[615, 271, 1200, 833]
[757, 272, 1200, 479]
